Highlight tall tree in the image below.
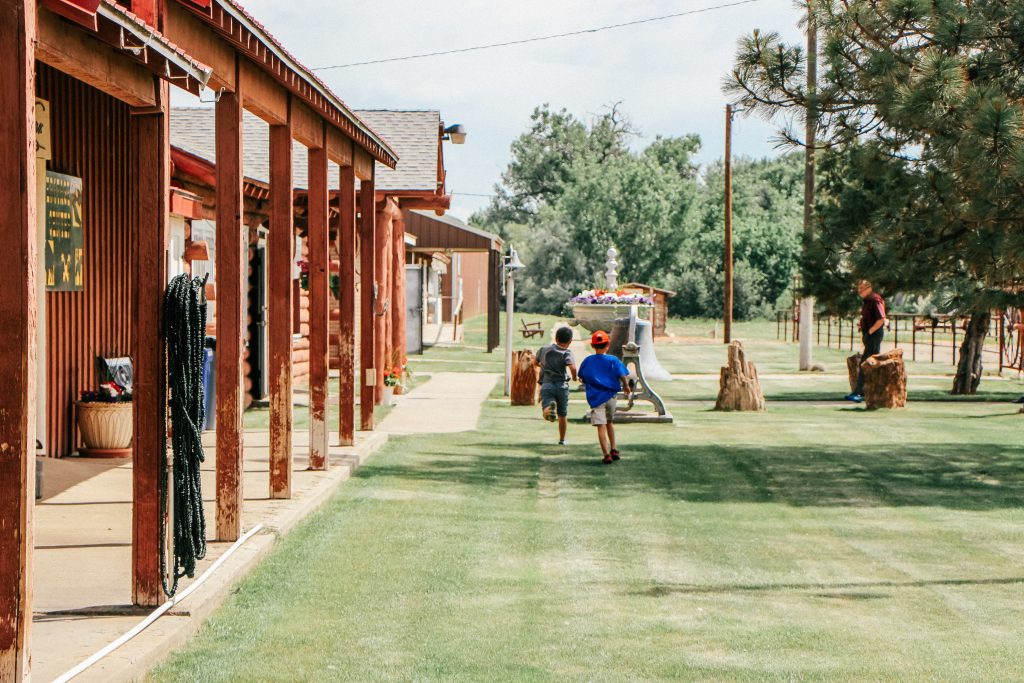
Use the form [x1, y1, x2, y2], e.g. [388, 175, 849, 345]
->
[727, 0, 1024, 393]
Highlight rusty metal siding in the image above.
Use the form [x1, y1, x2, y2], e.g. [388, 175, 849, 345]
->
[37, 63, 134, 457]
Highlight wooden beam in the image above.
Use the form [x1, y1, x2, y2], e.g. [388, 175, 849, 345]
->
[358, 177, 376, 430]
[292, 100, 322, 150]
[163, 0, 236, 92]
[131, 80, 170, 608]
[391, 215, 406, 366]
[214, 75, 245, 541]
[326, 127, 353, 168]
[487, 249, 501, 352]
[268, 107, 293, 498]
[0, 0, 37, 676]
[353, 147, 374, 182]
[36, 8, 156, 107]
[374, 203, 392, 405]
[240, 58, 287, 126]
[308, 133, 329, 469]
[338, 165, 356, 445]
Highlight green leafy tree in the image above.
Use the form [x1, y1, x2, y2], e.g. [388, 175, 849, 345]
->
[727, 0, 1024, 393]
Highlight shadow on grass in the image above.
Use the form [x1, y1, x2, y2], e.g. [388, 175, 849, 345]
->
[356, 439, 1024, 511]
[633, 575, 1024, 597]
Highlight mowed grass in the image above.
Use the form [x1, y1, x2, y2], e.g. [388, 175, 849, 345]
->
[152, 386, 1024, 681]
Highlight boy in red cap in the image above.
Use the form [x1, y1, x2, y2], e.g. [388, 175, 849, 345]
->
[577, 330, 632, 464]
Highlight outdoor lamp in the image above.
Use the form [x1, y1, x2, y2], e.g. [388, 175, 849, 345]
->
[505, 247, 525, 271]
[443, 124, 467, 144]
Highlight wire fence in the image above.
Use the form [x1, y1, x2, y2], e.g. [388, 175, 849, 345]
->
[775, 309, 1024, 372]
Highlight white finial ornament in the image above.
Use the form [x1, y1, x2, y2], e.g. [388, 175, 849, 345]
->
[605, 246, 619, 290]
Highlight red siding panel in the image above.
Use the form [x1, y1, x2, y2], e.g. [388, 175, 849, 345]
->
[37, 63, 134, 457]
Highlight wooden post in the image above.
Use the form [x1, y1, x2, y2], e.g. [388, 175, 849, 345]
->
[268, 109, 293, 499]
[723, 104, 734, 344]
[487, 249, 501, 352]
[131, 80, 170, 607]
[374, 202, 390, 405]
[0, 0, 37, 673]
[338, 165, 356, 444]
[798, 3, 817, 370]
[359, 177, 376, 430]
[391, 214, 406, 367]
[307, 133, 329, 470]
[214, 78, 245, 540]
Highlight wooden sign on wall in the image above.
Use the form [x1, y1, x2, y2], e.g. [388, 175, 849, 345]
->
[45, 171, 84, 291]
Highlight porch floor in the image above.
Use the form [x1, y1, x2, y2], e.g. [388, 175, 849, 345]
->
[32, 418, 387, 682]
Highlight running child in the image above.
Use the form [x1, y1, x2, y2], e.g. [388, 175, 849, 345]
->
[577, 330, 631, 464]
[534, 326, 577, 445]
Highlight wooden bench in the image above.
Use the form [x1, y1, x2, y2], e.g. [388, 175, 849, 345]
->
[520, 319, 544, 339]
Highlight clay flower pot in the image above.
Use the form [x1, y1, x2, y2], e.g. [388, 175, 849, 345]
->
[76, 401, 133, 457]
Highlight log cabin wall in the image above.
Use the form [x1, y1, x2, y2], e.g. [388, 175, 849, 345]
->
[36, 63, 135, 457]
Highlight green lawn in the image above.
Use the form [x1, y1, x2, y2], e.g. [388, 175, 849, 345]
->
[154, 349, 1024, 681]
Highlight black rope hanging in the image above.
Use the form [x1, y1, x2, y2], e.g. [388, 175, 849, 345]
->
[161, 273, 209, 596]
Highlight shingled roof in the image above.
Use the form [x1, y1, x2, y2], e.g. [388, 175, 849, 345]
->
[170, 108, 444, 194]
[171, 107, 337, 190]
[353, 110, 443, 193]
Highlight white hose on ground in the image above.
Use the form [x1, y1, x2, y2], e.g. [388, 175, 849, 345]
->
[52, 523, 265, 683]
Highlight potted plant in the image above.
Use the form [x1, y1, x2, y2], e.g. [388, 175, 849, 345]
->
[297, 259, 341, 299]
[569, 289, 654, 333]
[390, 351, 412, 395]
[382, 367, 402, 406]
[76, 381, 133, 457]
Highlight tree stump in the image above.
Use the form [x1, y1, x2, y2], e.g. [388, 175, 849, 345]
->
[715, 341, 766, 411]
[846, 353, 861, 393]
[510, 350, 539, 406]
[861, 348, 907, 409]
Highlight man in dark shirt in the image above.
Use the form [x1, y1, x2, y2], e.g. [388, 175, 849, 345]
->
[535, 326, 578, 445]
[846, 280, 887, 402]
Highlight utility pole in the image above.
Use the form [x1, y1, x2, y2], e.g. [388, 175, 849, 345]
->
[798, 3, 817, 370]
[724, 103, 734, 344]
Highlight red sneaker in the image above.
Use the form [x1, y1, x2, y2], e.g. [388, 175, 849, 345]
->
[602, 454, 613, 465]
[610, 449, 620, 461]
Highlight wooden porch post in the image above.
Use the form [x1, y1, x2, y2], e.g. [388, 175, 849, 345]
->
[0, 0, 37, 674]
[307, 129, 329, 469]
[131, 80, 170, 607]
[391, 214, 407, 363]
[268, 106, 294, 498]
[359, 177, 376, 430]
[374, 202, 390, 404]
[338, 165, 356, 444]
[487, 249, 501, 352]
[214, 75, 245, 540]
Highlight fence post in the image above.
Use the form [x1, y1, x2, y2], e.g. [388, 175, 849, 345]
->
[912, 320, 917, 362]
[999, 313, 1004, 373]
[952, 317, 957, 366]
[850, 318, 854, 351]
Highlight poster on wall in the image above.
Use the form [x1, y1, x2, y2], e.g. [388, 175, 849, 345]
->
[45, 171, 84, 291]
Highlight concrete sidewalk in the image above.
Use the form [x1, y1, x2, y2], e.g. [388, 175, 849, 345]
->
[378, 372, 499, 435]
[33, 426, 387, 682]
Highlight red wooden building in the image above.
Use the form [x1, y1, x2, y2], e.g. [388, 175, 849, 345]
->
[0, 0, 412, 675]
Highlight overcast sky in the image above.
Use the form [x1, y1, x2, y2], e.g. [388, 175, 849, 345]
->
[219, 0, 805, 220]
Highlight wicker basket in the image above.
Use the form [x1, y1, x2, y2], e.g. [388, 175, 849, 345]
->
[75, 401, 133, 454]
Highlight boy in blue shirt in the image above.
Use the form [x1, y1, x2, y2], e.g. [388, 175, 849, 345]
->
[577, 330, 632, 465]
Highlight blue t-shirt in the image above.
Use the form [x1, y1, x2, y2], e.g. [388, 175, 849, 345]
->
[578, 353, 630, 408]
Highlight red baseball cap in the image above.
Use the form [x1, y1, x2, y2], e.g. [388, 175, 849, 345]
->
[591, 330, 610, 346]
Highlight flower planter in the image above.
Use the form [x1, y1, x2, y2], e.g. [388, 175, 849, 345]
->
[571, 303, 653, 333]
[76, 401, 133, 458]
[382, 386, 396, 406]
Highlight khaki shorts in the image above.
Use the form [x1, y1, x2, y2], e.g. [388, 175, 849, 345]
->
[590, 399, 617, 426]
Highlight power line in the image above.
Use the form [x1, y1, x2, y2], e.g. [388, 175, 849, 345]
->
[313, 0, 764, 71]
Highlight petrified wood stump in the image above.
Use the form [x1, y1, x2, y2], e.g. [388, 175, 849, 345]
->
[715, 341, 766, 411]
[511, 350, 539, 406]
[846, 353, 861, 393]
[861, 348, 907, 409]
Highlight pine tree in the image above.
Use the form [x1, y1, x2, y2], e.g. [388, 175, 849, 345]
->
[726, 0, 1024, 393]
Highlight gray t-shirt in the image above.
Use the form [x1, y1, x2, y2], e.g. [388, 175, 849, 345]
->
[536, 344, 574, 386]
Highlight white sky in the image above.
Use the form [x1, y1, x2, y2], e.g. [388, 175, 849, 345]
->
[212, 0, 805, 220]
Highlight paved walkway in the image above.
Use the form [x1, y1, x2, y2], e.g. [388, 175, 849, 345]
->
[379, 372, 499, 435]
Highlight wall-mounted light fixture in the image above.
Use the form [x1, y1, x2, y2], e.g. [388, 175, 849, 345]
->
[443, 123, 467, 145]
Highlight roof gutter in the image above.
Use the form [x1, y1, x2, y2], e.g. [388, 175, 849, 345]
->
[215, 0, 398, 167]
[97, 1, 213, 91]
